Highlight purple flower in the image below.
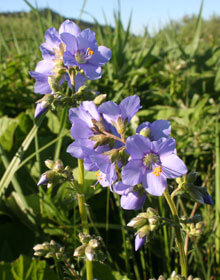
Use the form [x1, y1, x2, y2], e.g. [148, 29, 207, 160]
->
[34, 102, 49, 118]
[203, 192, 214, 205]
[122, 135, 187, 196]
[40, 20, 81, 60]
[113, 181, 146, 210]
[29, 60, 54, 95]
[96, 170, 117, 187]
[37, 173, 49, 186]
[135, 234, 146, 251]
[90, 154, 117, 185]
[98, 95, 141, 124]
[67, 101, 101, 148]
[61, 28, 112, 80]
[137, 120, 171, 141]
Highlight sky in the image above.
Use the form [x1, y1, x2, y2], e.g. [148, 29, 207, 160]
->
[1, 0, 220, 34]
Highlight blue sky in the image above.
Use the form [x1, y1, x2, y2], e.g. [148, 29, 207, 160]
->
[1, 0, 220, 34]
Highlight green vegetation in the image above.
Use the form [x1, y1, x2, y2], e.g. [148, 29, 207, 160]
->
[0, 4, 219, 279]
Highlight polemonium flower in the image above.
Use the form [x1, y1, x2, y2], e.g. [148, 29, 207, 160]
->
[113, 181, 146, 210]
[29, 60, 54, 95]
[40, 20, 81, 60]
[90, 154, 117, 186]
[96, 170, 117, 188]
[67, 101, 102, 156]
[137, 120, 171, 141]
[122, 135, 187, 196]
[61, 28, 112, 80]
[135, 234, 146, 251]
[34, 102, 49, 118]
[203, 192, 214, 205]
[98, 95, 141, 124]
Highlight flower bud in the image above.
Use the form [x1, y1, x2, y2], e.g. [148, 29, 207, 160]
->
[45, 252, 54, 259]
[74, 244, 86, 257]
[33, 244, 45, 251]
[34, 102, 49, 118]
[54, 160, 64, 172]
[45, 160, 55, 170]
[55, 252, 63, 260]
[47, 182, 54, 188]
[171, 271, 177, 278]
[127, 216, 147, 228]
[37, 173, 49, 186]
[34, 251, 45, 257]
[89, 239, 99, 248]
[94, 94, 107, 105]
[85, 246, 95, 261]
[137, 225, 150, 239]
[147, 207, 158, 217]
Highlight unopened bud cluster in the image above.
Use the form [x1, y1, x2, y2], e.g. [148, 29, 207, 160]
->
[33, 240, 65, 260]
[74, 233, 104, 262]
[149, 271, 201, 280]
[181, 216, 204, 237]
[127, 207, 160, 240]
[38, 159, 74, 188]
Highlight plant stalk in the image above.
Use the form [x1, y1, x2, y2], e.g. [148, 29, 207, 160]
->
[77, 159, 93, 280]
[164, 188, 187, 278]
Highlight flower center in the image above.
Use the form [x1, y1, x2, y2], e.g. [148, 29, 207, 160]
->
[96, 171, 102, 180]
[75, 47, 94, 64]
[153, 166, 162, 176]
[143, 153, 160, 169]
[53, 42, 66, 59]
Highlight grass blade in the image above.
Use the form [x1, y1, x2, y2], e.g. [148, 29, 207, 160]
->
[0, 114, 45, 196]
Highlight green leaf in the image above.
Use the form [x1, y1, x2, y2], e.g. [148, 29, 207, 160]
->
[0, 255, 59, 280]
[47, 111, 60, 134]
[215, 67, 220, 91]
[18, 113, 33, 134]
[0, 113, 45, 196]
[185, 0, 203, 57]
[0, 116, 18, 151]
[93, 262, 131, 280]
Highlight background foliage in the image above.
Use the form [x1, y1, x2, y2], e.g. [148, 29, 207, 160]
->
[0, 2, 219, 279]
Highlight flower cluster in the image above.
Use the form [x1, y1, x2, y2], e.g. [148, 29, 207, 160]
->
[67, 94, 187, 208]
[66, 94, 215, 250]
[30, 20, 112, 117]
[74, 233, 104, 262]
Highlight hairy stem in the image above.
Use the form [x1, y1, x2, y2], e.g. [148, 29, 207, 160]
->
[164, 188, 187, 278]
[77, 159, 93, 280]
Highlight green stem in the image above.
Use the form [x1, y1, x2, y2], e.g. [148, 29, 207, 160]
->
[163, 188, 187, 278]
[158, 196, 171, 275]
[34, 134, 41, 175]
[17, 131, 69, 170]
[114, 193, 131, 275]
[77, 159, 93, 280]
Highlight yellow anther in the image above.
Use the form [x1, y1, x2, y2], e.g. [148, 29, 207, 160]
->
[96, 172, 102, 180]
[88, 47, 94, 55]
[153, 166, 162, 177]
